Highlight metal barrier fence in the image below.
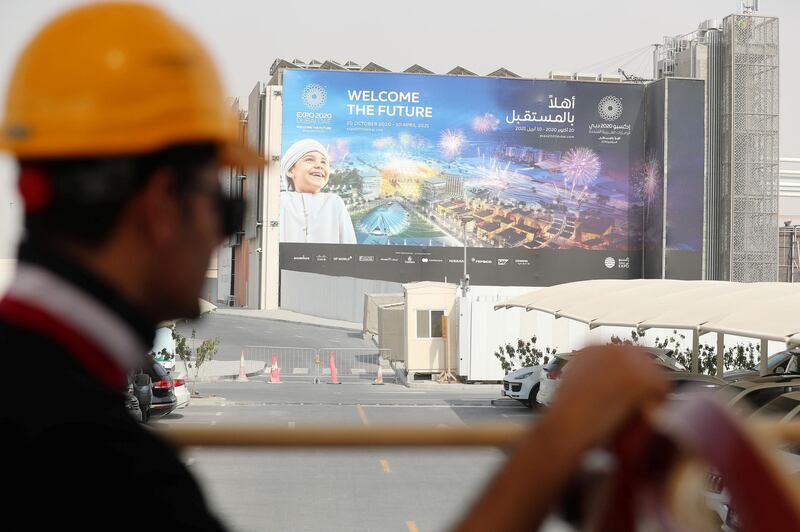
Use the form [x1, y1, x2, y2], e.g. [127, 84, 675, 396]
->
[242, 346, 393, 383]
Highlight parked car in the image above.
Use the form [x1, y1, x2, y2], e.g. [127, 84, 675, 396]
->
[151, 324, 176, 372]
[718, 375, 800, 415]
[173, 372, 190, 410]
[723, 348, 800, 383]
[502, 365, 544, 408]
[144, 357, 177, 420]
[537, 353, 573, 407]
[751, 391, 800, 423]
[665, 372, 727, 395]
[536, 348, 687, 407]
[706, 449, 800, 531]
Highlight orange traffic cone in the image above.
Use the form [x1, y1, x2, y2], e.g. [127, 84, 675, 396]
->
[328, 351, 340, 384]
[236, 351, 248, 382]
[372, 364, 384, 385]
[268, 353, 281, 384]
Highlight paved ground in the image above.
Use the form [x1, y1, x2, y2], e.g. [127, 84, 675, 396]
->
[152, 381, 552, 532]
[159, 313, 567, 531]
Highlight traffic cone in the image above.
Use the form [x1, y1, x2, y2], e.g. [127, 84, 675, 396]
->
[236, 351, 248, 382]
[372, 364, 384, 385]
[268, 353, 281, 384]
[328, 352, 340, 384]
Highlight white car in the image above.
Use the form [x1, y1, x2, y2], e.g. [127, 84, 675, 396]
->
[537, 348, 687, 407]
[151, 325, 176, 372]
[173, 372, 190, 409]
[502, 365, 543, 408]
[536, 353, 573, 407]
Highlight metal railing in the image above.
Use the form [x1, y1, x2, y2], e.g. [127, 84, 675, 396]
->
[242, 346, 393, 383]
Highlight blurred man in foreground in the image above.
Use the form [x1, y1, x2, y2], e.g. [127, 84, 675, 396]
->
[0, 3, 251, 528]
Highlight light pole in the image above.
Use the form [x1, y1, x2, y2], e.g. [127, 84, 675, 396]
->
[460, 215, 475, 297]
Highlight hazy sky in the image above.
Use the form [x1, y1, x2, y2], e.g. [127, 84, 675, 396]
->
[1, 0, 798, 257]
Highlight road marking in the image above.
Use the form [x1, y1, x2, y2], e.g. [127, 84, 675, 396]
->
[216, 412, 222, 416]
[380, 459, 391, 474]
[288, 421, 296, 429]
[292, 368, 309, 374]
[294, 335, 305, 339]
[406, 521, 419, 532]
[210, 420, 217, 426]
[356, 404, 369, 426]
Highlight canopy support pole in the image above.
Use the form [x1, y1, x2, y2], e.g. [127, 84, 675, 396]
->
[716, 333, 725, 377]
[692, 329, 700, 374]
[760, 338, 769, 376]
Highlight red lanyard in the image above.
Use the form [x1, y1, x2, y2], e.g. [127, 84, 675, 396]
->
[0, 296, 127, 390]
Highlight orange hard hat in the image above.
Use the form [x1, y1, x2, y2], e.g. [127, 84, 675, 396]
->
[0, 2, 260, 166]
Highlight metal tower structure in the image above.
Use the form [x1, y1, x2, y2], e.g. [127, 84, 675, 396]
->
[720, 14, 779, 281]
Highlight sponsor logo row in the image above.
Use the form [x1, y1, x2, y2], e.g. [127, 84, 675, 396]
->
[291, 254, 632, 269]
[288, 254, 535, 266]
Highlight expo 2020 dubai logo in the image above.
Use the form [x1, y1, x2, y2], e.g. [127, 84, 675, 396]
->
[597, 95, 623, 121]
[302, 84, 327, 109]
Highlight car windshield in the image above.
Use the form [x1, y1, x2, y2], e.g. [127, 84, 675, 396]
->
[146, 361, 169, 380]
[768, 352, 793, 371]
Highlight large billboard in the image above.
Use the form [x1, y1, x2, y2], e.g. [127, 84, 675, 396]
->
[279, 69, 647, 285]
[642, 78, 706, 280]
[664, 78, 705, 280]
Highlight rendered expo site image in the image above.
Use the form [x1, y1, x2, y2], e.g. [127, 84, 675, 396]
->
[281, 70, 655, 253]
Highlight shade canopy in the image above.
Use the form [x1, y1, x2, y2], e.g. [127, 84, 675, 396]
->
[496, 280, 800, 344]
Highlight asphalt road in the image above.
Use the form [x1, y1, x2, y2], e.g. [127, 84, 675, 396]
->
[152, 381, 556, 532]
[175, 314, 374, 362]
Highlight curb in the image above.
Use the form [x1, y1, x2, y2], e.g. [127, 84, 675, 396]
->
[405, 382, 503, 391]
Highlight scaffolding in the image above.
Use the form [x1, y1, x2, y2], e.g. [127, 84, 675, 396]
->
[720, 14, 780, 282]
[779, 225, 800, 282]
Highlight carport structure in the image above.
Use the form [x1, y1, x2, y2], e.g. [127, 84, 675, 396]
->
[494, 280, 800, 376]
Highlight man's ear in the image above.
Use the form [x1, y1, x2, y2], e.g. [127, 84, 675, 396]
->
[132, 168, 180, 249]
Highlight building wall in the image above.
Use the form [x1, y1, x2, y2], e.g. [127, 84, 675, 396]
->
[281, 270, 403, 323]
[781, 197, 800, 226]
[216, 246, 232, 304]
[245, 83, 265, 307]
[234, 237, 249, 307]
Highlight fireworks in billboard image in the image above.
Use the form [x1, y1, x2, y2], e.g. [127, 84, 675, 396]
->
[634, 152, 661, 222]
[280, 70, 646, 252]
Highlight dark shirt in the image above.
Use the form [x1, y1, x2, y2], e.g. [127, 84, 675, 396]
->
[0, 243, 226, 530]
